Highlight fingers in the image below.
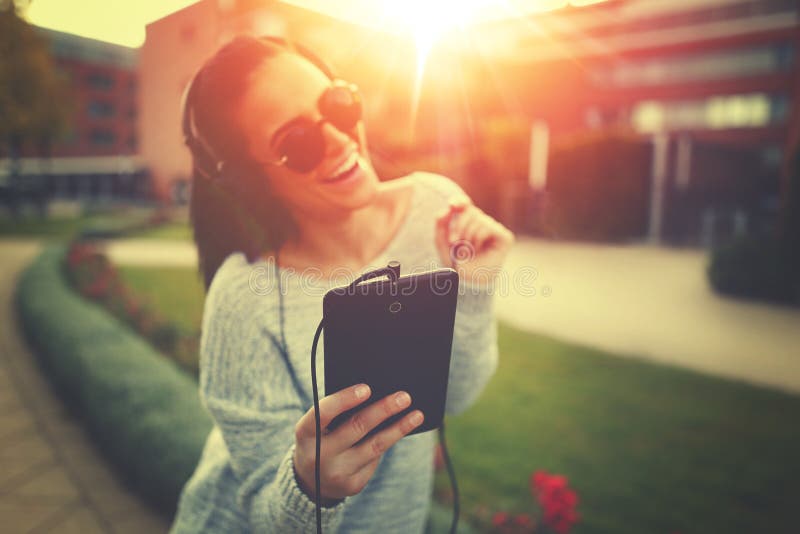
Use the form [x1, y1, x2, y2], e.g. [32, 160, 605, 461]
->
[434, 196, 515, 272]
[295, 383, 371, 441]
[450, 206, 497, 253]
[345, 409, 425, 474]
[456, 209, 482, 247]
[326, 390, 415, 455]
[435, 209, 454, 267]
[435, 199, 470, 266]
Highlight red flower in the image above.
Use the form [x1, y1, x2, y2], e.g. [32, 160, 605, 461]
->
[83, 273, 111, 298]
[531, 470, 549, 491]
[513, 513, 533, 528]
[529, 470, 580, 534]
[125, 296, 141, 316]
[491, 511, 509, 527]
[66, 242, 94, 268]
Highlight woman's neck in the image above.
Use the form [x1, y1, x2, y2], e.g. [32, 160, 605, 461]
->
[279, 199, 390, 275]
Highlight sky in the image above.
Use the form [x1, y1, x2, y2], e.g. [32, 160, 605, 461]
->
[25, 0, 605, 48]
[26, 0, 200, 48]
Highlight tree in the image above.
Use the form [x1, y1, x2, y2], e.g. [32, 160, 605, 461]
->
[0, 0, 71, 216]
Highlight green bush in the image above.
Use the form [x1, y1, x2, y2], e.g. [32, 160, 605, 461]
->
[15, 245, 212, 516]
[708, 234, 799, 306]
[544, 129, 650, 241]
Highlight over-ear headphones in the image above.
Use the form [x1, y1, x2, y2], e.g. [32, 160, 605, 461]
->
[180, 35, 337, 184]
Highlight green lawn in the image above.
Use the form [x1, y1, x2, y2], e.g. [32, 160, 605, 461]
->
[116, 265, 800, 534]
[117, 265, 205, 334]
[0, 206, 192, 241]
[127, 221, 193, 240]
[435, 325, 800, 534]
[0, 213, 101, 239]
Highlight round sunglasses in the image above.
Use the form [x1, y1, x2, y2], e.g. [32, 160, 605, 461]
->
[269, 80, 363, 174]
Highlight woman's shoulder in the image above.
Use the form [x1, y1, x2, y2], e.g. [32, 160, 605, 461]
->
[405, 171, 471, 205]
[204, 251, 276, 323]
[208, 252, 253, 298]
[377, 172, 470, 220]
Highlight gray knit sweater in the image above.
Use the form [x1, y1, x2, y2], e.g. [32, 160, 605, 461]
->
[170, 172, 498, 533]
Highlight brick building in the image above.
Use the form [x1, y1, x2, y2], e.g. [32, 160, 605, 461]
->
[0, 27, 147, 203]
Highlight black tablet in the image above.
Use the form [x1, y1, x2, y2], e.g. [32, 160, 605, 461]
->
[322, 266, 459, 439]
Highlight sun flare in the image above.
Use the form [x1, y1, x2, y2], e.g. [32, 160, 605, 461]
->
[369, 0, 607, 132]
[375, 0, 505, 133]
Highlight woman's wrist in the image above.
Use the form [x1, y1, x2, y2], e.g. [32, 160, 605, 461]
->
[292, 457, 345, 508]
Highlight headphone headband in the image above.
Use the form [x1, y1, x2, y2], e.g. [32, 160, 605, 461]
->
[181, 35, 336, 182]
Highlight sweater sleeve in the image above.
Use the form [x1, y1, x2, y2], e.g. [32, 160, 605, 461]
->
[412, 172, 500, 416]
[444, 278, 499, 416]
[199, 269, 347, 533]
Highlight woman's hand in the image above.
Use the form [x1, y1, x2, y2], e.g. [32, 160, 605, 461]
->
[293, 384, 424, 503]
[435, 196, 515, 287]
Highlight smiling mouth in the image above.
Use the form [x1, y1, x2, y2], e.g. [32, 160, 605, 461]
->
[322, 151, 359, 183]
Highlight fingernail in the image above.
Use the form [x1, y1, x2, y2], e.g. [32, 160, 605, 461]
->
[395, 391, 410, 407]
[355, 385, 370, 399]
[411, 411, 423, 425]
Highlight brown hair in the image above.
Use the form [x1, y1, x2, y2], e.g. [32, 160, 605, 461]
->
[187, 36, 298, 290]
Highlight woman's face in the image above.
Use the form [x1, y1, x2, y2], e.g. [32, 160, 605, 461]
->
[238, 52, 380, 221]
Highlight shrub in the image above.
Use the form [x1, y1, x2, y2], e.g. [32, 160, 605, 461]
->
[708, 234, 799, 306]
[778, 147, 800, 276]
[63, 240, 197, 375]
[544, 129, 650, 241]
[15, 245, 212, 515]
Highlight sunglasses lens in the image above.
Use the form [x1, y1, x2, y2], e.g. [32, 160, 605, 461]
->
[320, 85, 362, 131]
[272, 84, 363, 174]
[278, 121, 325, 173]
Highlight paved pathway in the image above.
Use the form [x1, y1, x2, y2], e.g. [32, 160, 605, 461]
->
[498, 238, 800, 394]
[0, 240, 169, 534]
[102, 239, 196, 267]
[102, 237, 800, 394]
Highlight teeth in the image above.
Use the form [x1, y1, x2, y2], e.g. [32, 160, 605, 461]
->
[326, 152, 358, 181]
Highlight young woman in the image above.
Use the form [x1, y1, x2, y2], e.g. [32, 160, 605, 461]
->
[172, 35, 514, 533]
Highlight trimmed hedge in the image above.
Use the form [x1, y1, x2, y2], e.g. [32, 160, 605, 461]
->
[15, 244, 212, 516]
[544, 129, 651, 242]
[708, 234, 800, 307]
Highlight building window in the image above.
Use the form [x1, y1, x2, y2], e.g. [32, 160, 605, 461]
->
[61, 125, 79, 145]
[592, 44, 796, 87]
[86, 72, 115, 90]
[89, 129, 116, 145]
[631, 93, 790, 132]
[88, 100, 115, 118]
